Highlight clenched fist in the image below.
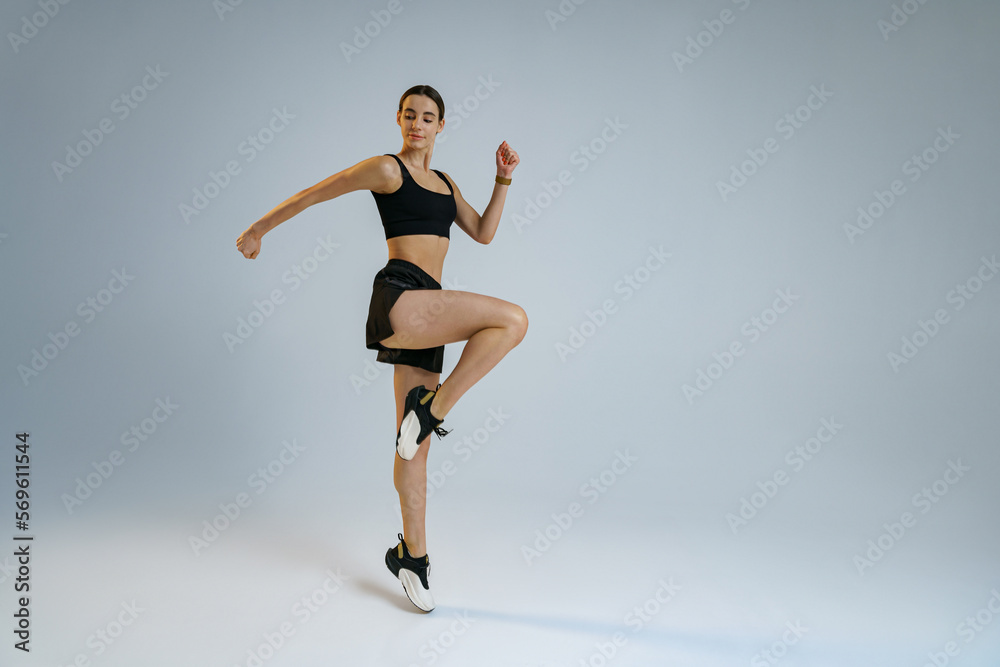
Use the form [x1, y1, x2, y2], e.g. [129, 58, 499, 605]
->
[496, 141, 519, 178]
[237, 227, 261, 259]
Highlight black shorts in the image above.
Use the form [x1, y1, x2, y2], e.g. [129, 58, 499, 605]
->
[365, 259, 444, 373]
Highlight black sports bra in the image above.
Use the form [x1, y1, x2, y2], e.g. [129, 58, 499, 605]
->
[371, 154, 457, 240]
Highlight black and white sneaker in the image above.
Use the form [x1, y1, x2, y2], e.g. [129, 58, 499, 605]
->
[385, 533, 435, 612]
[396, 383, 450, 461]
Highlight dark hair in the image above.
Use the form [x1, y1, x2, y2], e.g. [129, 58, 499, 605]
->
[398, 84, 445, 120]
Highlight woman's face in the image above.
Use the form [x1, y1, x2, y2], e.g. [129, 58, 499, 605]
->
[398, 94, 444, 148]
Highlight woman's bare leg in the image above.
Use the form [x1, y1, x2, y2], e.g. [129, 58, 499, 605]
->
[392, 364, 440, 558]
[385, 290, 527, 557]
[380, 290, 528, 420]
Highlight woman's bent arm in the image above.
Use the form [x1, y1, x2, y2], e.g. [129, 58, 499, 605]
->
[449, 141, 519, 244]
[476, 181, 511, 244]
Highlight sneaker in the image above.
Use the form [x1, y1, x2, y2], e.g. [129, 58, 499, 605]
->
[396, 383, 450, 461]
[385, 533, 435, 612]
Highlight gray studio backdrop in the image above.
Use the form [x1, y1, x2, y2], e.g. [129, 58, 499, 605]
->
[2, 0, 999, 665]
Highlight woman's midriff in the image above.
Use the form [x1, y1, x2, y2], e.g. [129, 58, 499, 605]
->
[386, 235, 449, 284]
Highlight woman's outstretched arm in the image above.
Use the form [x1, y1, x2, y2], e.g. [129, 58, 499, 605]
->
[237, 155, 391, 259]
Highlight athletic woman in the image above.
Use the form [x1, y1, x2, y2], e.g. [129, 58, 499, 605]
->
[236, 84, 527, 612]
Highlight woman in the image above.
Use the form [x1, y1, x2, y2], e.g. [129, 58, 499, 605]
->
[236, 84, 527, 612]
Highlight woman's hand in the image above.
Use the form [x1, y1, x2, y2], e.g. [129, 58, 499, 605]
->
[496, 141, 519, 179]
[236, 226, 261, 259]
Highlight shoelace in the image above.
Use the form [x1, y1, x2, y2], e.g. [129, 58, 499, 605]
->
[425, 386, 450, 439]
[415, 384, 450, 440]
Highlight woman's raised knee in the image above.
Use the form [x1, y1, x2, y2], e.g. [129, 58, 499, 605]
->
[506, 304, 528, 344]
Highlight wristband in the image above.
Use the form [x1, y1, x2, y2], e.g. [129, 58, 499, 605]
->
[495, 175, 511, 186]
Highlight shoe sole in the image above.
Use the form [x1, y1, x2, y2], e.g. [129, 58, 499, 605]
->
[398, 568, 435, 612]
[396, 410, 421, 460]
[385, 550, 434, 612]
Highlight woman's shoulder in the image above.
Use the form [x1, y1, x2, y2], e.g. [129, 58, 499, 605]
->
[373, 154, 407, 177]
[364, 154, 406, 194]
[436, 169, 459, 192]
[358, 154, 400, 177]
